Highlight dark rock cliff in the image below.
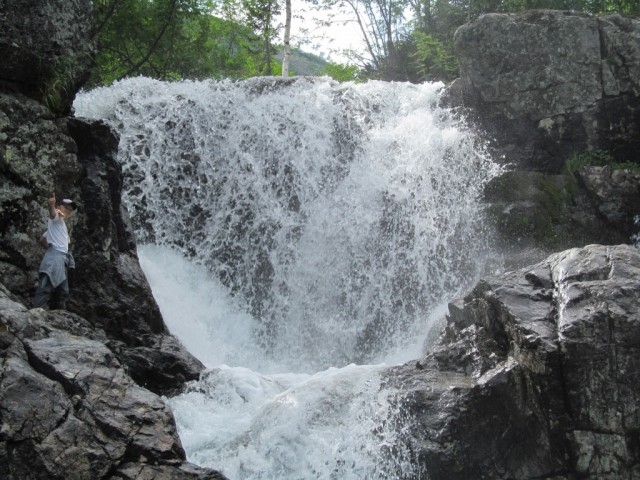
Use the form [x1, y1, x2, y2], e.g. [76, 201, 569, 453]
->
[1, 0, 225, 478]
[0, 0, 95, 114]
[1, 0, 205, 396]
[449, 10, 640, 267]
[0, 285, 224, 480]
[452, 10, 640, 173]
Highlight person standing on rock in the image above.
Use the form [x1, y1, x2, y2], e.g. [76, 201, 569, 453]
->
[32, 193, 76, 310]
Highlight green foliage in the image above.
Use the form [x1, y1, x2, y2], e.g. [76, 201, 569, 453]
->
[241, 0, 281, 75]
[564, 149, 614, 175]
[452, 0, 639, 16]
[90, 0, 188, 85]
[412, 31, 458, 81]
[40, 59, 80, 115]
[590, 0, 640, 15]
[565, 149, 640, 176]
[320, 61, 360, 82]
[89, 0, 281, 86]
[88, 0, 639, 87]
[175, 15, 266, 80]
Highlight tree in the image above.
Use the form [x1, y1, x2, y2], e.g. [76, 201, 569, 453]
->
[242, 0, 282, 75]
[320, 61, 361, 81]
[412, 30, 457, 81]
[89, 0, 277, 86]
[282, 0, 292, 76]
[91, 0, 186, 84]
[316, 0, 411, 80]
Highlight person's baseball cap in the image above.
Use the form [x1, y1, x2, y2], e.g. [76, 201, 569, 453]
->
[61, 199, 77, 210]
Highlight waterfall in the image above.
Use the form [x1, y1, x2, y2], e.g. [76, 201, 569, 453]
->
[75, 76, 501, 479]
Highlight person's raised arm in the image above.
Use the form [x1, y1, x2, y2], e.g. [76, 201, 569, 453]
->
[48, 193, 57, 219]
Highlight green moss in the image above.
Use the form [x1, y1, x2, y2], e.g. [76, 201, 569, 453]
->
[565, 149, 640, 176]
[485, 170, 611, 252]
[565, 149, 613, 175]
[532, 176, 573, 249]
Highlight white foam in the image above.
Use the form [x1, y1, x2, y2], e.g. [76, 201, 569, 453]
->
[77, 76, 502, 479]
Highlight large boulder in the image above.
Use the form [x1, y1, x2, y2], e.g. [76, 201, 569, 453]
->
[389, 244, 640, 479]
[0, 284, 226, 480]
[452, 10, 640, 172]
[0, 0, 96, 114]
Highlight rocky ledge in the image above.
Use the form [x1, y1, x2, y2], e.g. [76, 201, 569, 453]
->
[0, 284, 226, 479]
[389, 243, 640, 479]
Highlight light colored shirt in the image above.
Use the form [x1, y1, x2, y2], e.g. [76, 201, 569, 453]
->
[43, 211, 69, 253]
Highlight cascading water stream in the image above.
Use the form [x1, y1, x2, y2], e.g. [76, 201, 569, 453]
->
[75, 76, 502, 479]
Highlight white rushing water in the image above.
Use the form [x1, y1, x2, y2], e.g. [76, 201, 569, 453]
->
[75, 76, 501, 479]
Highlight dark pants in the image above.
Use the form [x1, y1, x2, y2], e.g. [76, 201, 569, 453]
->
[32, 273, 69, 310]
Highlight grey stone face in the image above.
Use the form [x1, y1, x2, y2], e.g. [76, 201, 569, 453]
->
[389, 244, 640, 480]
[0, 0, 95, 112]
[452, 11, 640, 172]
[0, 291, 227, 479]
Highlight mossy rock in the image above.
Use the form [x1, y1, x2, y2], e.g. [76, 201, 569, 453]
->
[484, 170, 626, 252]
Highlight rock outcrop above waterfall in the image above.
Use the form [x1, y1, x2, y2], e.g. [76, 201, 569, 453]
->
[449, 10, 640, 262]
[390, 244, 640, 479]
[452, 10, 640, 173]
[0, 0, 95, 114]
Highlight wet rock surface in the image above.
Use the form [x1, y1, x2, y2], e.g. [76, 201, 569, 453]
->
[0, 92, 204, 397]
[451, 10, 640, 264]
[389, 244, 640, 479]
[0, 285, 226, 479]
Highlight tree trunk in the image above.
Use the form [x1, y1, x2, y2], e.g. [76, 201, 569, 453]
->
[282, 0, 292, 77]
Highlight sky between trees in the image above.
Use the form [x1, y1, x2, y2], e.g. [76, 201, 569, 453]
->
[88, 0, 639, 87]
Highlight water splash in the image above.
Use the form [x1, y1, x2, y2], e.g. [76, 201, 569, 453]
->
[168, 364, 407, 479]
[75, 76, 501, 478]
[76, 76, 500, 372]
